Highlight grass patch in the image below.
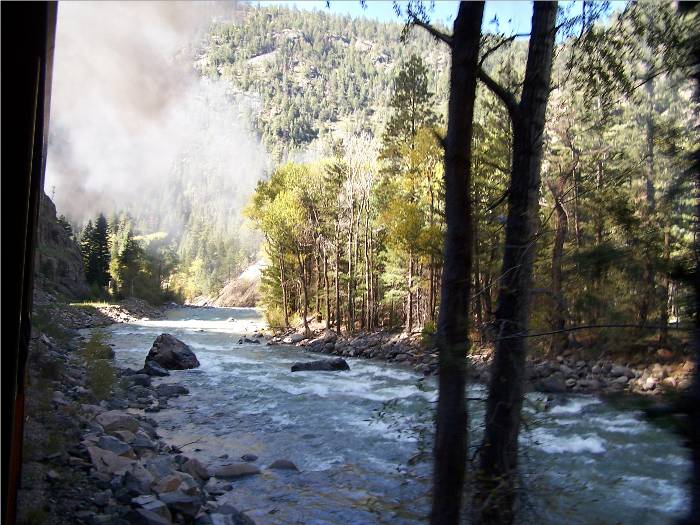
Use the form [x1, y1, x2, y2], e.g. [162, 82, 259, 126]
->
[68, 301, 115, 308]
[79, 331, 116, 401]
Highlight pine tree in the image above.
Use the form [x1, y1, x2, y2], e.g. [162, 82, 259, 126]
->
[93, 214, 111, 289]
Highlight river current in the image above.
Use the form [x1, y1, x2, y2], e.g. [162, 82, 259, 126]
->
[103, 307, 691, 524]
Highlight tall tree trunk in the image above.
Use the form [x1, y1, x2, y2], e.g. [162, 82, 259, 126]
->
[549, 177, 569, 354]
[427, 3, 483, 524]
[279, 253, 289, 327]
[406, 252, 414, 333]
[335, 229, 341, 334]
[296, 249, 310, 336]
[315, 252, 321, 316]
[640, 75, 656, 326]
[476, 4, 557, 524]
[364, 211, 372, 330]
[323, 247, 331, 330]
[348, 206, 355, 333]
[659, 224, 670, 345]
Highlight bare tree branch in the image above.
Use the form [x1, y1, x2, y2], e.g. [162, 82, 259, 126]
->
[408, 15, 453, 47]
[477, 67, 520, 122]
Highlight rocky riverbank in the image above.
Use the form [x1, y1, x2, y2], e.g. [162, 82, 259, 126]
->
[18, 302, 259, 525]
[33, 289, 171, 331]
[266, 326, 695, 397]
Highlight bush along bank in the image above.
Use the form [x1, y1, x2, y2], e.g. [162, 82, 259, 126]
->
[266, 326, 695, 397]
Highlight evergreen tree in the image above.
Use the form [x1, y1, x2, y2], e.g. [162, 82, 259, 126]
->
[93, 214, 111, 289]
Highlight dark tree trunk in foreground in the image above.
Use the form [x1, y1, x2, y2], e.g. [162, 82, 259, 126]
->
[475, 3, 557, 524]
[423, 2, 484, 524]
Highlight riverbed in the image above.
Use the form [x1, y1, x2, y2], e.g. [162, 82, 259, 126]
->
[105, 306, 691, 524]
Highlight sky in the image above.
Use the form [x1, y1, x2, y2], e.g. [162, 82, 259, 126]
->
[255, 1, 628, 34]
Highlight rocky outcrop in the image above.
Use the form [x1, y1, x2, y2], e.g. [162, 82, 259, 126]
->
[34, 192, 89, 299]
[145, 334, 200, 370]
[290, 357, 350, 372]
[207, 260, 263, 307]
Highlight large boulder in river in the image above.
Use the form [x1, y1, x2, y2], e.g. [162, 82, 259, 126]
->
[145, 334, 200, 370]
[291, 357, 350, 372]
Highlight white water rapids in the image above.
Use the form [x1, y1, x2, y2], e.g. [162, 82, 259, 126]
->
[100, 307, 691, 524]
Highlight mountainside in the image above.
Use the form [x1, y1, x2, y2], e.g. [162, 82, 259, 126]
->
[208, 259, 263, 307]
[35, 192, 89, 299]
[197, 4, 451, 161]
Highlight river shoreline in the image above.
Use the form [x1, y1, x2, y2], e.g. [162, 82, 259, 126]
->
[19, 295, 258, 525]
[19, 300, 693, 524]
[264, 321, 695, 399]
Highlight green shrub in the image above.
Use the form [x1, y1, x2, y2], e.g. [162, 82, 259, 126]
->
[421, 320, 437, 347]
[80, 331, 116, 401]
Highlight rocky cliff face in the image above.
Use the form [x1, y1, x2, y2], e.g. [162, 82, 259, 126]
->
[207, 260, 262, 307]
[34, 192, 89, 299]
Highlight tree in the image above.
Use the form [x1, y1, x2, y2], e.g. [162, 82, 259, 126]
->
[474, 3, 559, 523]
[92, 214, 111, 290]
[403, 2, 484, 524]
[380, 53, 439, 333]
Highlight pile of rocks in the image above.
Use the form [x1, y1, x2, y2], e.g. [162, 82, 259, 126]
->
[268, 327, 694, 397]
[18, 329, 257, 525]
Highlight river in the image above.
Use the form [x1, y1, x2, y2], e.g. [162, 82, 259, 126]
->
[103, 306, 691, 524]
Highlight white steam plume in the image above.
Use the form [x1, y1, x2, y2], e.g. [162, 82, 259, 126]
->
[45, 1, 270, 241]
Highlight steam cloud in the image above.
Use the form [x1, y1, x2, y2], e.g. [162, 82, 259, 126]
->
[45, 1, 271, 241]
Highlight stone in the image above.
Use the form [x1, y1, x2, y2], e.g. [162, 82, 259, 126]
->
[158, 490, 203, 518]
[203, 477, 232, 495]
[651, 364, 667, 380]
[140, 501, 171, 520]
[611, 365, 634, 378]
[96, 411, 140, 433]
[282, 334, 306, 344]
[98, 435, 135, 458]
[613, 375, 630, 385]
[131, 374, 153, 387]
[210, 463, 260, 479]
[184, 458, 210, 480]
[152, 474, 183, 494]
[240, 454, 258, 463]
[132, 432, 157, 451]
[565, 378, 577, 388]
[145, 455, 176, 479]
[290, 358, 350, 372]
[87, 446, 135, 475]
[93, 489, 112, 506]
[209, 505, 256, 525]
[156, 384, 189, 399]
[534, 376, 567, 394]
[267, 459, 298, 471]
[125, 508, 173, 525]
[662, 376, 678, 388]
[643, 376, 657, 391]
[141, 361, 171, 377]
[113, 430, 135, 444]
[145, 334, 200, 370]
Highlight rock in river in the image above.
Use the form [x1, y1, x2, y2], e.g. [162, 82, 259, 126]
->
[291, 357, 350, 372]
[145, 333, 200, 370]
[210, 463, 260, 479]
[268, 459, 299, 471]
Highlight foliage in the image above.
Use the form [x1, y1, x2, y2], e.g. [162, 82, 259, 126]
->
[80, 330, 116, 401]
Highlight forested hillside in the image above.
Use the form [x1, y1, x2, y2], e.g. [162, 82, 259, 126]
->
[197, 4, 452, 160]
[244, 1, 697, 358]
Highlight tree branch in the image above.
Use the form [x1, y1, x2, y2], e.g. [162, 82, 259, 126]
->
[477, 67, 520, 123]
[408, 15, 453, 47]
